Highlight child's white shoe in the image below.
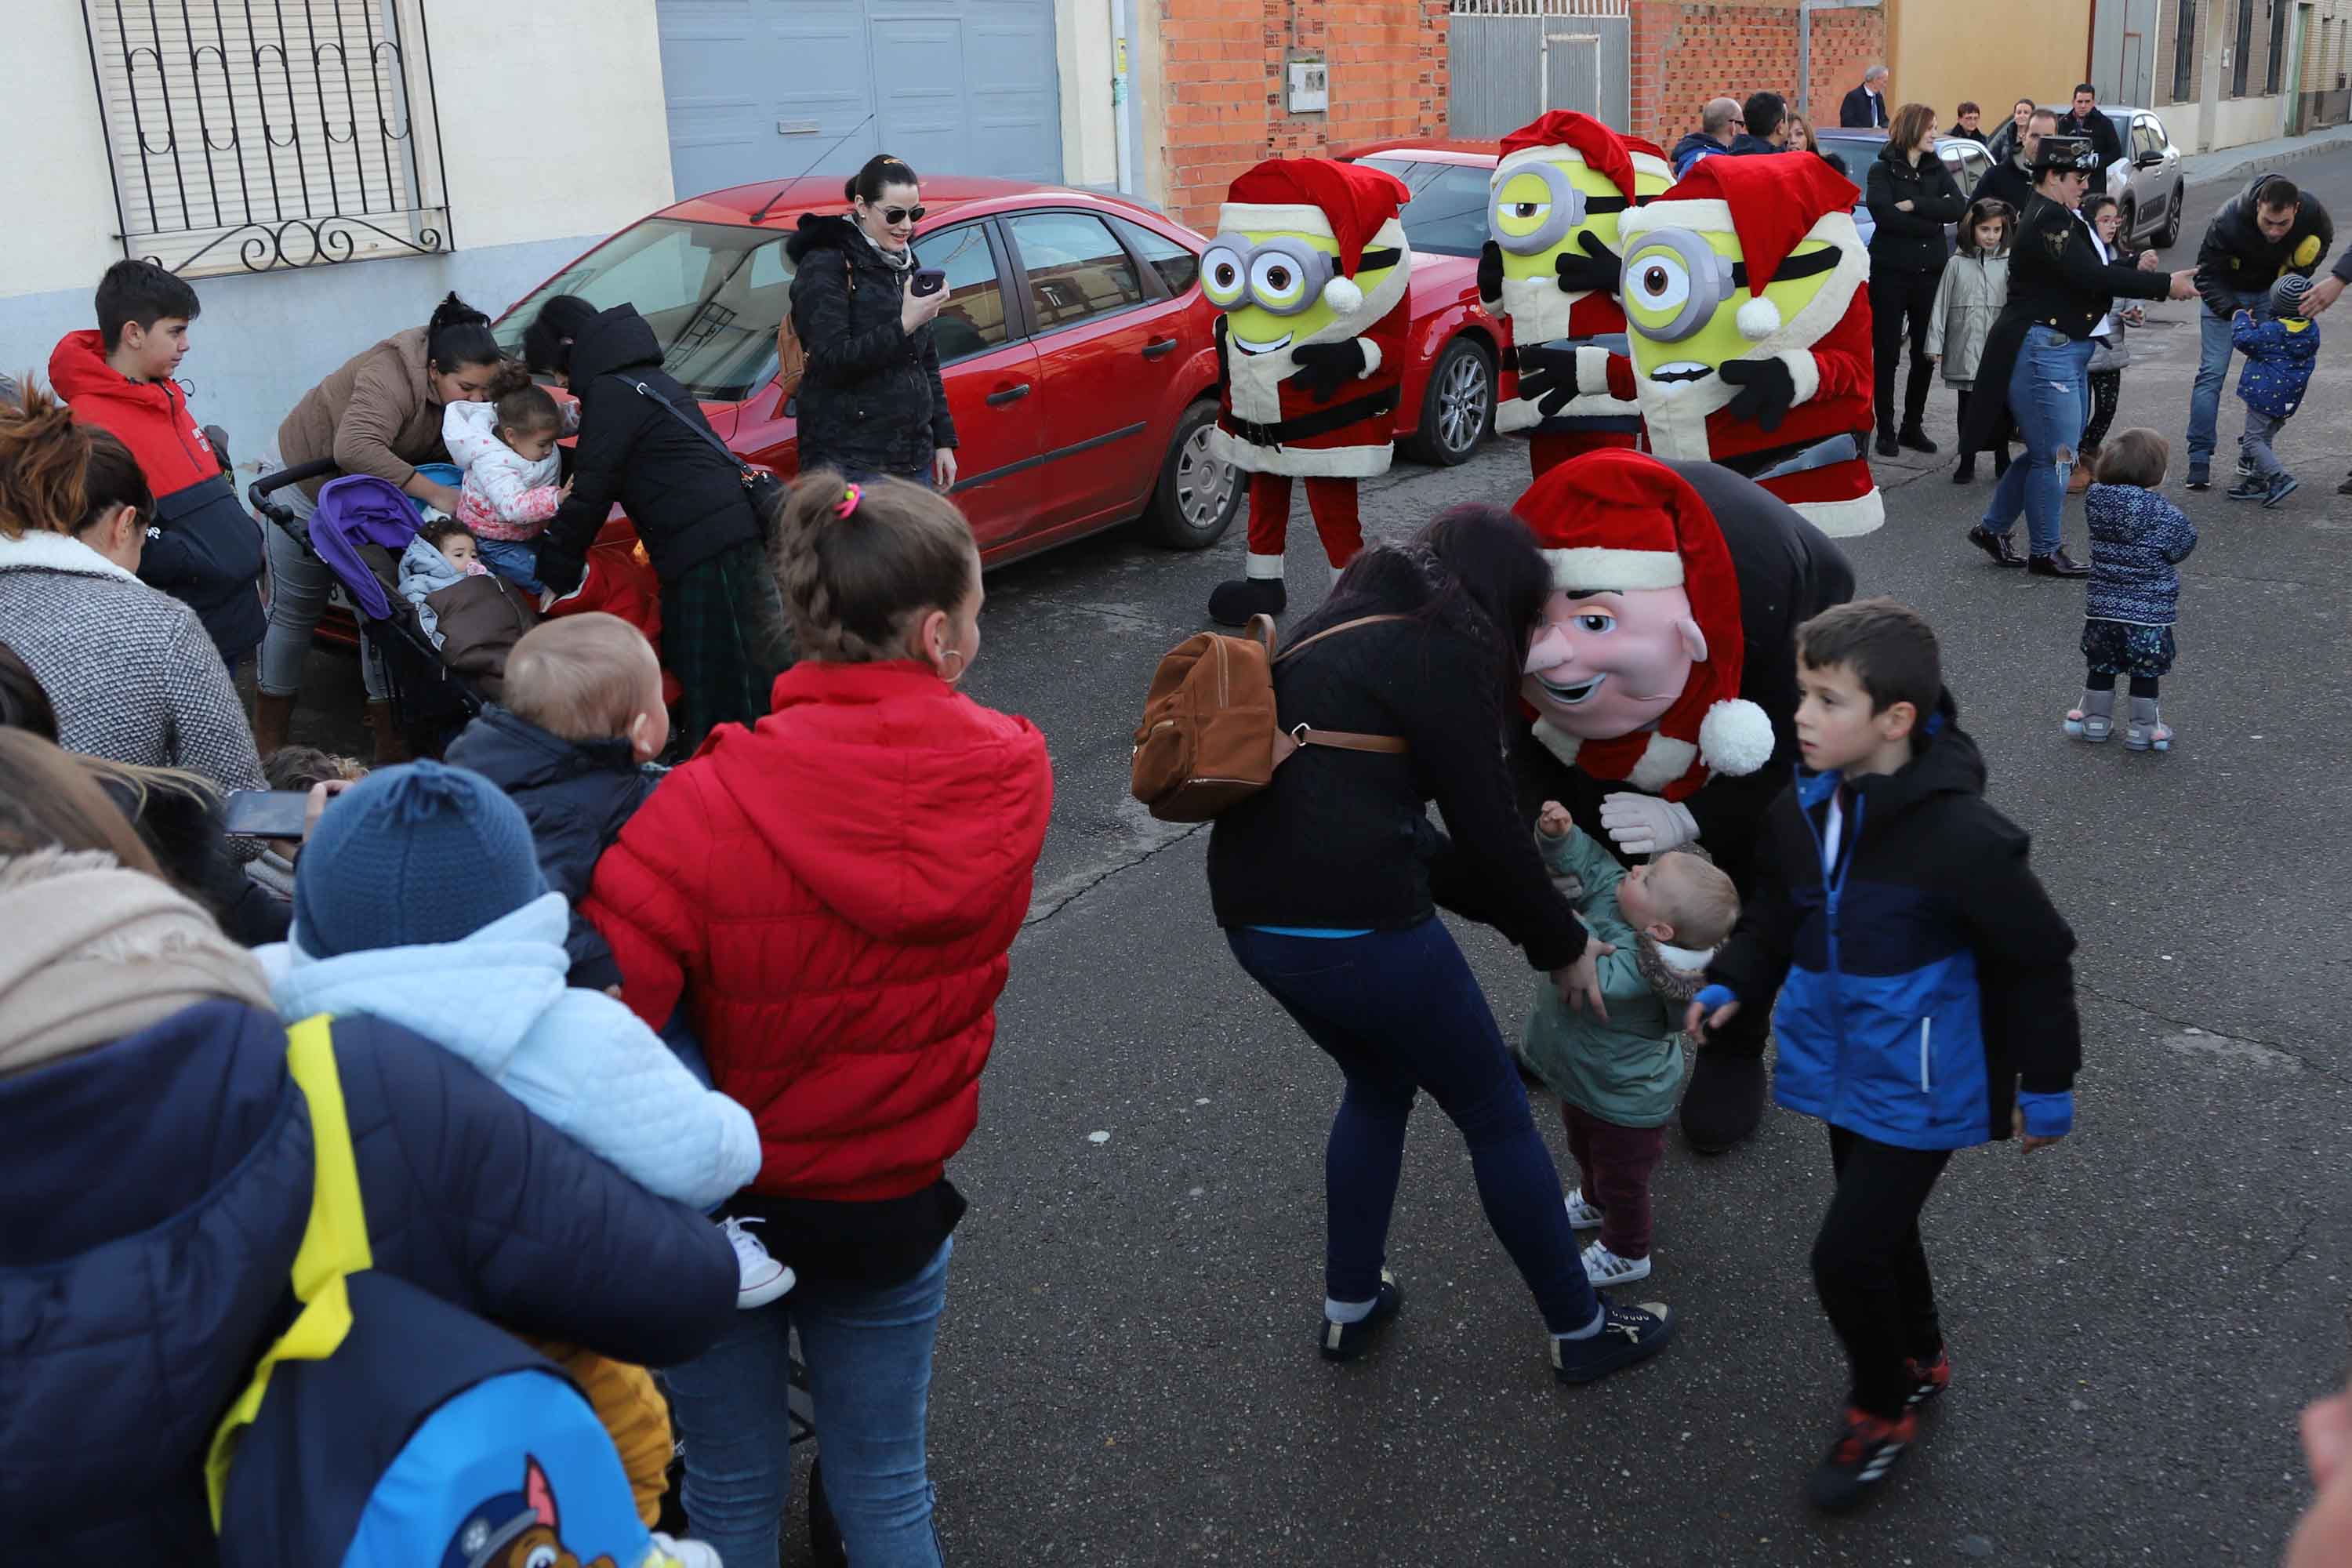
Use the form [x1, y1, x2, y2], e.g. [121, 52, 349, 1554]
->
[1581, 1240, 1651, 1287]
[724, 1215, 794, 1308]
[1563, 1188, 1606, 1229]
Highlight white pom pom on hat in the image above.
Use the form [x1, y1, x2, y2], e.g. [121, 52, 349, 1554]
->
[1736, 295, 1782, 341]
[1324, 275, 1363, 314]
[1697, 698, 1777, 776]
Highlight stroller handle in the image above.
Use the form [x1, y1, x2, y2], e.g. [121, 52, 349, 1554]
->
[247, 459, 340, 529]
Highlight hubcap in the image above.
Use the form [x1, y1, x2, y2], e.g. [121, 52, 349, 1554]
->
[1437, 353, 1490, 454]
[1176, 422, 1237, 530]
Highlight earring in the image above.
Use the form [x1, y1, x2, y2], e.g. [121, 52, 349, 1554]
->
[937, 648, 967, 684]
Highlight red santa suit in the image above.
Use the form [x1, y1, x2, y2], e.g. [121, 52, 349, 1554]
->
[1203, 158, 1414, 625]
[1611, 154, 1882, 539]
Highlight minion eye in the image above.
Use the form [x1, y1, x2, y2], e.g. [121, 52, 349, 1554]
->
[1513, 202, 1545, 220]
[1250, 250, 1306, 307]
[1628, 252, 1691, 314]
[1201, 245, 1247, 308]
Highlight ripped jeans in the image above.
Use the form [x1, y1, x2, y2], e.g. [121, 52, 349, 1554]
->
[1982, 325, 2093, 558]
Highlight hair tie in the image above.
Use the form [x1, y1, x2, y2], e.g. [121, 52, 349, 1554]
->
[835, 483, 862, 519]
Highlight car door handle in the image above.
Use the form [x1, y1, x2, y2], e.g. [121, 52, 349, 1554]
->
[986, 383, 1032, 406]
[1142, 337, 1178, 360]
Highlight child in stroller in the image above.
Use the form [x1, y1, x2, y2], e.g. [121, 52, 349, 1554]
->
[399, 517, 538, 703]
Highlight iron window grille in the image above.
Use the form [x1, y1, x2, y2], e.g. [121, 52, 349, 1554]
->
[79, 0, 452, 278]
[2267, 0, 2289, 93]
[2234, 0, 2256, 95]
[2172, 0, 2198, 103]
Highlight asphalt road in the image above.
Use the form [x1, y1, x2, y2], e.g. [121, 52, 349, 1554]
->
[284, 151, 2352, 1564]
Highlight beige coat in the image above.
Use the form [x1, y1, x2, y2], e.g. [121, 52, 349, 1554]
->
[274, 325, 448, 499]
[1926, 252, 2010, 390]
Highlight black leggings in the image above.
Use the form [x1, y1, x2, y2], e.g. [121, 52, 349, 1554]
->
[2085, 671, 2161, 697]
[1811, 1125, 1952, 1418]
[1870, 267, 1942, 432]
[2081, 368, 2122, 456]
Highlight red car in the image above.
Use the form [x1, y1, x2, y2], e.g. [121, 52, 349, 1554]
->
[1334, 140, 1510, 466]
[492, 177, 1243, 564]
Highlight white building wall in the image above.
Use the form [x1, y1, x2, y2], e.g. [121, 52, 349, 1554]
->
[1058, 0, 1124, 191]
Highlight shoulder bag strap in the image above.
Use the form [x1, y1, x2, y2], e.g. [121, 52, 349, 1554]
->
[1270, 612, 1415, 757]
[629, 379, 756, 474]
[205, 1013, 372, 1526]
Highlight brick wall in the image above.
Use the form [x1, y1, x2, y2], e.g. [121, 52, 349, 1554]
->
[1628, 0, 1886, 152]
[1154, 0, 1447, 232]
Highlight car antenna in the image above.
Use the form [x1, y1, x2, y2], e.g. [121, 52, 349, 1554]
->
[748, 113, 877, 226]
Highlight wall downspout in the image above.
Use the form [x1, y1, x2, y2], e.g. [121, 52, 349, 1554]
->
[1798, 0, 1886, 120]
[1113, 0, 1138, 196]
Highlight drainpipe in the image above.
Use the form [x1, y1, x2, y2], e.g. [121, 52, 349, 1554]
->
[1112, 0, 1138, 196]
[1797, 0, 1886, 121]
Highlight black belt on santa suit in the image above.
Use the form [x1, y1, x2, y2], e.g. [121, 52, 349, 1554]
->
[1222, 385, 1401, 448]
[1718, 430, 1864, 481]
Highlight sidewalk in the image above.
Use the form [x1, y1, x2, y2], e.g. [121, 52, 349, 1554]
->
[2182, 120, 2352, 187]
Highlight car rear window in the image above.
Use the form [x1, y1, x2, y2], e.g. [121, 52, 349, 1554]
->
[494, 218, 791, 403]
[1352, 158, 1490, 258]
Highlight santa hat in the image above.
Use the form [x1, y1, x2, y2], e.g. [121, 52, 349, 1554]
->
[1494, 112, 1673, 202]
[1220, 157, 1411, 315]
[1513, 448, 1776, 800]
[1650, 154, 1861, 342]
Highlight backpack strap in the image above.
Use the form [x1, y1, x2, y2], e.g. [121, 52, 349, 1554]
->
[1272, 613, 1414, 757]
[205, 1012, 372, 1526]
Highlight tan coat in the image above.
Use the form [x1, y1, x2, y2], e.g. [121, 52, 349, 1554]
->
[525, 1341, 675, 1526]
[274, 325, 448, 499]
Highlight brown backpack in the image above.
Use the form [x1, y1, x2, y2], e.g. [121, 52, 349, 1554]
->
[1130, 613, 1410, 822]
[776, 253, 855, 405]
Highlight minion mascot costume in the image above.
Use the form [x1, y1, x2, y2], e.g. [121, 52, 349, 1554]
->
[1478, 111, 1674, 480]
[1203, 158, 1414, 626]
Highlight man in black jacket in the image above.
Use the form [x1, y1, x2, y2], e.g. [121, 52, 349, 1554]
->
[1733, 90, 1791, 154]
[1969, 108, 2054, 215]
[2054, 85, 2124, 196]
[2184, 173, 2336, 487]
[1840, 66, 1890, 128]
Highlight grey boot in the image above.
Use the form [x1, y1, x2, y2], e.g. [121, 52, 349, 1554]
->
[2125, 696, 2172, 752]
[2063, 688, 2114, 742]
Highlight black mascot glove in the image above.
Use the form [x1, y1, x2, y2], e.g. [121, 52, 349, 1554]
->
[1554, 231, 1623, 296]
[1476, 239, 1504, 309]
[1718, 354, 1798, 433]
[1287, 339, 1369, 403]
[1515, 343, 1584, 419]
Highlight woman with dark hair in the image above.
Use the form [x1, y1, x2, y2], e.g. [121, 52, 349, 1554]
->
[253, 293, 507, 760]
[521, 294, 791, 752]
[1866, 103, 1967, 459]
[1204, 504, 1675, 1386]
[1986, 98, 2038, 165]
[782, 154, 958, 488]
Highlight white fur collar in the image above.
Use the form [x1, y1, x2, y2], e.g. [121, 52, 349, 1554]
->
[0, 528, 143, 585]
[1653, 940, 1715, 971]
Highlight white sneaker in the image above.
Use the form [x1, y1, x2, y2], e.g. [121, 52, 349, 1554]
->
[1563, 1188, 1606, 1229]
[724, 1215, 794, 1308]
[1581, 1240, 1651, 1287]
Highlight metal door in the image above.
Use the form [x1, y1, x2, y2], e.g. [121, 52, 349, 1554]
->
[2092, 0, 2159, 105]
[654, 0, 1061, 201]
[1448, 0, 1631, 138]
[1543, 31, 1602, 117]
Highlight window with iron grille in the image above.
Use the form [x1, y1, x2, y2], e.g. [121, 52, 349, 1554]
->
[2267, 0, 2289, 92]
[2234, 0, 2256, 93]
[78, 0, 451, 277]
[2171, 0, 2198, 101]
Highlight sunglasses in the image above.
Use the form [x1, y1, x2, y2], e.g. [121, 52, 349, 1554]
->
[874, 205, 925, 225]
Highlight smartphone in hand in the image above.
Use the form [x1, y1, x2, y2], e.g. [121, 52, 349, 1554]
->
[221, 789, 315, 839]
[911, 267, 947, 297]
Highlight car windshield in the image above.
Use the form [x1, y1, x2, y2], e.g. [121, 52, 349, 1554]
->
[1359, 156, 1491, 257]
[494, 218, 792, 403]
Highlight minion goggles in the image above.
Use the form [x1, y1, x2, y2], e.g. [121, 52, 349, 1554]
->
[1201, 237, 1402, 316]
[1621, 230, 1842, 342]
[1490, 163, 1646, 256]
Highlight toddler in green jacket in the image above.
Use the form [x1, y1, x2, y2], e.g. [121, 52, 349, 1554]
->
[1522, 800, 1739, 1287]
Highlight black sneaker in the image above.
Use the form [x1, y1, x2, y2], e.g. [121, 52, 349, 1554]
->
[2226, 476, 2267, 502]
[1875, 430, 1902, 459]
[1809, 1406, 1918, 1512]
[2263, 474, 2301, 510]
[1318, 1272, 1402, 1362]
[2185, 463, 2212, 491]
[1550, 1298, 1675, 1384]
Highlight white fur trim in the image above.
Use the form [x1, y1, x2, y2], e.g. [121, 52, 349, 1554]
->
[1495, 143, 1581, 181]
[1359, 339, 1383, 377]
[1778, 350, 1821, 407]
[1628, 734, 1699, 793]
[1499, 271, 1587, 344]
[1628, 149, 1672, 184]
[1790, 487, 1884, 538]
[1737, 296, 1782, 340]
[1218, 201, 1338, 237]
[1324, 276, 1363, 314]
[1653, 940, 1716, 971]
[1541, 546, 1684, 590]
[1497, 391, 1642, 431]
[1697, 699, 1776, 775]
[1209, 425, 1393, 478]
[1620, 198, 1733, 235]
[1531, 717, 1583, 768]
[1573, 345, 1614, 391]
[0, 528, 143, 585]
[1246, 552, 1286, 579]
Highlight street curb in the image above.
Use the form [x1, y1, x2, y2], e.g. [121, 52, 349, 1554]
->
[2191, 127, 2352, 188]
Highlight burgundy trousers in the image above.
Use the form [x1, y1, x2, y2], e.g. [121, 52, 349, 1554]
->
[1561, 1102, 1668, 1260]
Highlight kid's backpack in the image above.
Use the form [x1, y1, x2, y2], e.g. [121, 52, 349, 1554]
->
[205, 1015, 706, 1568]
[1129, 613, 1410, 822]
[776, 252, 856, 410]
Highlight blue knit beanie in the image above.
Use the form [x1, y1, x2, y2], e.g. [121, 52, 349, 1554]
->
[293, 760, 548, 958]
[2271, 272, 2314, 316]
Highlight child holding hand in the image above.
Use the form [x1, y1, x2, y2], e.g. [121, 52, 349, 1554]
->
[2229, 271, 2320, 507]
[1523, 800, 1737, 1288]
[444, 362, 576, 590]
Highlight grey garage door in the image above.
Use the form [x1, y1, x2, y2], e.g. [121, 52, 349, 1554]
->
[655, 0, 1062, 201]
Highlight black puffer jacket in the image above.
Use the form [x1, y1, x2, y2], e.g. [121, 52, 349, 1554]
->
[2195, 172, 2336, 318]
[534, 303, 762, 596]
[786, 213, 956, 479]
[1866, 143, 1966, 272]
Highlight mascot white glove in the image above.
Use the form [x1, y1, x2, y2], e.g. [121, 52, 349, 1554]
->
[1600, 793, 1700, 856]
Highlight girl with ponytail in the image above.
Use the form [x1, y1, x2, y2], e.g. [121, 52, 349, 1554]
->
[583, 470, 1049, 1568]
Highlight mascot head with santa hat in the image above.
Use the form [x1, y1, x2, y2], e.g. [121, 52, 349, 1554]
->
[1201, 158, 1414, 385]
[1486, 110, 1673, 346]
[1516, 448, 1777, 800]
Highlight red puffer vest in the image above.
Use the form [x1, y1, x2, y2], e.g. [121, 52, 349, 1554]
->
[586, 660, 1053, 1202]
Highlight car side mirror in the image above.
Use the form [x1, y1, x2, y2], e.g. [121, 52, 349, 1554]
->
[2136, 151, 2164, 168]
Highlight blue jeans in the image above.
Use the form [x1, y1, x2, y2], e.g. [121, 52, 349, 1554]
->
[1983, 326, 2092, 557]
[663, 1237, 952, 1567]
[2188, 290, 2268, 466]
[1226, 920, 1602, 1335]
[476, 536, 546, 593]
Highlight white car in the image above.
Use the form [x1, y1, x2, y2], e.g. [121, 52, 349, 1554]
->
[2040, 105, 2187, 249]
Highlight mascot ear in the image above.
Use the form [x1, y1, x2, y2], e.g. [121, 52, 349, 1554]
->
[1676, 616, 1709, 665]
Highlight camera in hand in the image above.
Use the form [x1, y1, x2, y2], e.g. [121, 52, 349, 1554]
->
[911, 267, 947, 297]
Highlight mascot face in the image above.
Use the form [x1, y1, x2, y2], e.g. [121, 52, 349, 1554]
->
[1619, 230, 1840, 391]
[1490, 154, 1670, 342]
[1201, 230, 1401, 357]
[1522, 586, 1708, 739]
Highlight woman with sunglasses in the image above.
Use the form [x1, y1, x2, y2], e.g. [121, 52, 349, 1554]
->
[784, 154, 959, 493]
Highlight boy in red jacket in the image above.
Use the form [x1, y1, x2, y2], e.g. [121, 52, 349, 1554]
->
[48, 260, 266, 670]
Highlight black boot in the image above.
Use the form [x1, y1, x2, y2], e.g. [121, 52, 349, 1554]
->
[1951, 455, 1976, 484]
[1680, 1048, 1766, 1154]
[1207, 575, 1285, 627]
[1993, 447, 2012, 478]
[1874, 429, 1901, 459]
[1897, 425, 1940, 455]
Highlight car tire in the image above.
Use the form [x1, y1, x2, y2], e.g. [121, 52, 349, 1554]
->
[2118, 195, 2137, 245]
[2158, 184, 2183, 249]
[1405, 337, 1495, 467]
[1142, 399, 1242, 550]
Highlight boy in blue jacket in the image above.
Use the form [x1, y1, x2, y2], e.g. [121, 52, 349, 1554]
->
[1687, 598, 2081, 1514]
[2228, 271, 2320, 507]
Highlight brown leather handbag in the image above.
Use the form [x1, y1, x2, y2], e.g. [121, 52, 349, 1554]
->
[1130, 612, 1410, 822]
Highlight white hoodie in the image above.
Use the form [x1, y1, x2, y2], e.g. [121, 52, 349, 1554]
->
[443, 399, 572, 542]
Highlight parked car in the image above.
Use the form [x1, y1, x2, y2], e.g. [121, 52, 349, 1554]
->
[1811, 132, 1993, 252]
[491, 176, 1242, 565]
[1331, 140, 1513, 466]
[2038, 104, 2186, 248]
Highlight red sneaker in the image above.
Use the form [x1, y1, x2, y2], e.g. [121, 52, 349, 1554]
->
[1903, 1348, 1951, 1409]
[1809, 1406, 1918, 1512]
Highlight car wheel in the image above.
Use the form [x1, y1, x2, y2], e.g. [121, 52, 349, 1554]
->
[2118, 196, 2137, 244]
[1405, 337, 1495, 466]
[2158, 184, 2183, 249]
[1143, 400, 1241, 549]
